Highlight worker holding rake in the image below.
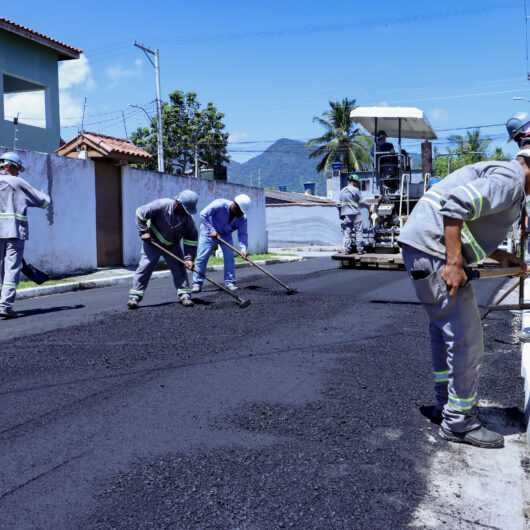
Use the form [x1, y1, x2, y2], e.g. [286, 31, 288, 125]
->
[192, 194, 251, 293]
[399, 154, 530, 448]
[128, 190, 199, 310]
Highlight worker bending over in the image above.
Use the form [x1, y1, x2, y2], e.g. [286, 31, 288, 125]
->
[192, 194, 251, 292]
[128, 190, 199, 309]
[338, 173, 364, 254]
[0, 152, 50, 319]
[399, 154, 530, 448]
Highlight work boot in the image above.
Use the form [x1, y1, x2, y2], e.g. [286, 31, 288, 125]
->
[439, 425, 504, 449]
[226, 283, 238, 291]
[0, 307, 17, 319]
[127, 298, 140, 310]
[180, 295, 194, 307]
[191, 283, 202, 294]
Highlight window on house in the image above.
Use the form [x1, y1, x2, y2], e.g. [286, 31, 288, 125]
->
[3, 74, 46, 128]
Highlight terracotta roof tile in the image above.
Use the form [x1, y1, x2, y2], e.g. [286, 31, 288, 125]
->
[0, 18, 81, 60]
[82, 132, 152, 160]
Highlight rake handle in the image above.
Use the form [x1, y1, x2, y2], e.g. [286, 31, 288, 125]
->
[149, 240, 248, 305]
[217, 236, 294, 292]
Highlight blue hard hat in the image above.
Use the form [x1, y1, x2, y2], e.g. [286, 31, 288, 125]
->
[506, 112, 530, 142]
[0, 151, 24, 172]
[176, 189, 199, 215]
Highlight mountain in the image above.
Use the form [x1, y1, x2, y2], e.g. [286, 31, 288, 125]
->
[228, 138, 326, 196]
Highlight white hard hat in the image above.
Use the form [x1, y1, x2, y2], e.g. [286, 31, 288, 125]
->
[234, 194, 251, 214]
[0, 151, 24, 172]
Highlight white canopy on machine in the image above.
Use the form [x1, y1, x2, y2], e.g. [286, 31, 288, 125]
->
[350, 106, 437, 140]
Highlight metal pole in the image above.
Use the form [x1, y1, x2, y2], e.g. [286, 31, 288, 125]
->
[134, 42, 164, 173]
[194, 147, 198, 178]
[154, 49, 164, 173]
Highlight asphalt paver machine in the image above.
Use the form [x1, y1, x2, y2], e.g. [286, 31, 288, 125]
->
[333, 106, 437, 269]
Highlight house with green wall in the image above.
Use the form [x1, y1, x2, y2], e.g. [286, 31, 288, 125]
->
[0, 18, 81, 153]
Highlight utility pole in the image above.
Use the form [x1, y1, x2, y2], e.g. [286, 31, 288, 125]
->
[121, 111, 128, 139]
[134, 41, 164, 172]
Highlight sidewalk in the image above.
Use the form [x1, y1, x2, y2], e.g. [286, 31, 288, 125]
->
[17, 255, 303, 301]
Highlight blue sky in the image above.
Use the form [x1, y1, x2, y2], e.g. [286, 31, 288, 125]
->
[5, 0, 530, 160]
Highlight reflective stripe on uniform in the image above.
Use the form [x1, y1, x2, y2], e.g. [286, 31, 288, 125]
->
[447, 393, 477, 411]
[421, 197, 442, 210]
[129, 289, 144, 300]
[183, 239, 198, 246]
[177, 288, 192, 295]
[433, 370, 449, 383]
[0, 212, 28, 222]
[457, 183, 483, 220]
[461, 224, 487, 262]
[3, 282, 17, 288]
[146, 220, 174, 246]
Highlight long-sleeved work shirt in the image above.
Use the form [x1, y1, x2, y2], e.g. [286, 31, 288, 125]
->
[0, 171, 50, 240]
[398, 160, 526, 264]
[338, 184, 361, 217]
[136, 198, 198, 260]
[200, 199, 248, 252]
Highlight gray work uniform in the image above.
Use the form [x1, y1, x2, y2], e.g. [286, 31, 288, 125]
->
[398, 161, 526, 433]
[0, 171, 50, 310]
[338, 184, 364, 253]
[129, 199, 198, 301]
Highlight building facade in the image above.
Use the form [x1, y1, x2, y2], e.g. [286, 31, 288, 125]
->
[0, 18, 80, 153]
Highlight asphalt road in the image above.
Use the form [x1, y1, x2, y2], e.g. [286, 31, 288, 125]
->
[0, 258, 523, 529]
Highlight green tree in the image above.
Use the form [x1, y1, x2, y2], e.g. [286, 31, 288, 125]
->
[131, 90, 229, 174]
[306, 98, 371, 173]
[433, 129, 509, 177]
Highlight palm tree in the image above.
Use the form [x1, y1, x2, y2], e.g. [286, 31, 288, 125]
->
[447, 129, 491, 164]
[307, 98, 370, 173]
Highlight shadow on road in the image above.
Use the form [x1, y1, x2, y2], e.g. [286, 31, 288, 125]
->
[14, 304, 84, 318]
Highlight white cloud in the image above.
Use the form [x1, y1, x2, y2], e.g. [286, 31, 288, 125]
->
[59, 54, 95, 90]
[431, 108, 449, 122]
[106, 59, 144, 87]
[58, 54, 95, 127]
[4, 91, 46, 128]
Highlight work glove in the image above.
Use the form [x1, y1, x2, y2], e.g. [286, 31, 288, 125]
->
[140, 232, 151, 241]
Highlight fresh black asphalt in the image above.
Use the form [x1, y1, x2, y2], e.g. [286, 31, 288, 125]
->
[0, 258, 524, 529]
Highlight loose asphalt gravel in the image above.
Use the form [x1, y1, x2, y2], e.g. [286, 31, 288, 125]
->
[0, 258, 523, 529]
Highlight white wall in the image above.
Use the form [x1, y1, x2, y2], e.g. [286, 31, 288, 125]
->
[5, 149, 97, 275]
[122, 167, 267, 265]
[266, 205, 342, 247]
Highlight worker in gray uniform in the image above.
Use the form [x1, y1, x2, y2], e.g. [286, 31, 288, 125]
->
[398, 153, 530, 448]
[0, 152, 50, 319]
[338, 174, 364, 254]
[128, 190, 199, 309]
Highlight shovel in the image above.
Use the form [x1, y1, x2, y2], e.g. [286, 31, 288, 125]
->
[21, 260, 49, 285]
[216, 236, 298, 295]
[150, 239, 251, 309]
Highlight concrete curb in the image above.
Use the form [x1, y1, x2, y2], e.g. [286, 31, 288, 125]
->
[17, 256, 303, 301]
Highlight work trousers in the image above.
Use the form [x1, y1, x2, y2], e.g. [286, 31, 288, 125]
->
[341, 214, 364, 254]
[193, 232, 236, 286]
[0, 238, 24, 310]
[129, 240, 190, 301]
[402, 244, 482, 433]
